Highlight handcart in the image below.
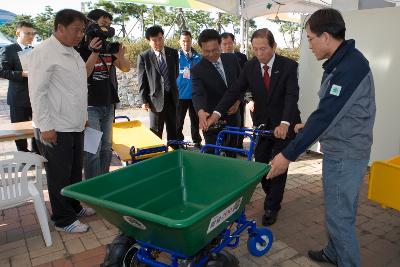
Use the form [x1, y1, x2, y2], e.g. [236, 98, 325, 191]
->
[368, 155, 400, 211]
[112, 116, 172, 164]
[62, 149, 272, 267]
[201, 122, 273, 161]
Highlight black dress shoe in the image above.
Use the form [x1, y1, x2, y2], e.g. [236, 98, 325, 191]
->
[262, 210, 278, 226]
[308, 250, 337, 265]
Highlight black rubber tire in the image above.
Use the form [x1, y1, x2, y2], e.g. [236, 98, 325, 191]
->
[205, 250, 240, 267]
[102, 233, 139, 267]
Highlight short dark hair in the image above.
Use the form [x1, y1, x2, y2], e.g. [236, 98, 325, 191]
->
[250, 28, 275, 48]
[87, 9, 113, 22]
[180, 30, 192, 38]
[220, 32, 235, 42]
[198, 29, 221, 48]
[305, 8, 346, 40]
[145, 25, 164, 40]
[16, 21, 34, 29]
[54, 9, 87, 32]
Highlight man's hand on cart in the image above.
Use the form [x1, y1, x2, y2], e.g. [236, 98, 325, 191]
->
[274, 123, 289, 140]
[142, 103, 150, 111]
[41, 129, 57, 146]
[294, 123, 305, 133]
[227, 100, 241, 115]
[246, 100, 255, 112]
[198, 109, 210, 130]
[267, 152, 290, 179]
[206, 112, 220, 130]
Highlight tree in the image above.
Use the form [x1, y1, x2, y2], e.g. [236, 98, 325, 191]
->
[95, 0, 145, 38]
[278, 21, 301, 48]
[34, 6, 55, 39]
[0, 15, 33, 40]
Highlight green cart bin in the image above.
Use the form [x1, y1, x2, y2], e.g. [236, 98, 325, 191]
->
[62, 150, 269, 257]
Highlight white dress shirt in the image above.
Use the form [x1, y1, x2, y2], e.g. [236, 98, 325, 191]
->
[260, 53, 275, 78]
[154, 48, 167, 66]
[27, 35, 88, 132]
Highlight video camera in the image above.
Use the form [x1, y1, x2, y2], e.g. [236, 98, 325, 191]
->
[84, 21, 120, 54]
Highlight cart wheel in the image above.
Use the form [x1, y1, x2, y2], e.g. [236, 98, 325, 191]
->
[206, 250, 239, 267]
[102, 233, 145, 267]
[247, 228, 273, 257]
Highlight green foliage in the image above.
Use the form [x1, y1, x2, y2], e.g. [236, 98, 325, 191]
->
[123, 37, 201, 67]
[276, 47, 300, 62]
[278, 21, 301, 49]
[0, 15, 33, 40]
[123, 39, 148, 66]
[33, 6, 55, 39]
[0, 6, 54, 40]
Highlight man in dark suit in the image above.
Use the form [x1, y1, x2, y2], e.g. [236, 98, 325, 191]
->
[221, 32, 249, 148]
[0, 21, 38, 153]
[220, 32, 247, 68]
[207, 28, 301, 225]
[192, 29, 241, 153]
[138, 25, 179, 142]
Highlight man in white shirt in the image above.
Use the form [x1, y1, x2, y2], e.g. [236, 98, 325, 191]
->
[28, 9, 95, 233]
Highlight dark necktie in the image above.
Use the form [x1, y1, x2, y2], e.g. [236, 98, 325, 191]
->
[213, 61, 227, 86]
[263, 65, 270, 92]
[158, 53, 170, 92]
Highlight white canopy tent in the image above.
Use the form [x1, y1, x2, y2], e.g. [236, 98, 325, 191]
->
[194, 0, 331, 52]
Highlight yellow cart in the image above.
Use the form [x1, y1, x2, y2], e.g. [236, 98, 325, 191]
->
[112, 116, 171, 164]
[368, 156, 400, 211]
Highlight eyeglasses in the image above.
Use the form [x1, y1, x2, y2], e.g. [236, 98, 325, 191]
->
[21, 32, 36, 36]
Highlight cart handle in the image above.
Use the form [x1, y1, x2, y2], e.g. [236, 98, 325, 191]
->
[114, 115, 131, 122]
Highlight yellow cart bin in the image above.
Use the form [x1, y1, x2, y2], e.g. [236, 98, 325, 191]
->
[112, 120, 172, 163]
[368, 156, 400, 211]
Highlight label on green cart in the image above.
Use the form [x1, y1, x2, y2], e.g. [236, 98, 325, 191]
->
[207, 197, 242, 234]
[123, 216, 146, 230]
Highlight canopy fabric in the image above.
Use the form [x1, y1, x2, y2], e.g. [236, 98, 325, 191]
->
[196, 0, 331, 19]
[0, 9, 16, 25]
[115, 0, 221, 12]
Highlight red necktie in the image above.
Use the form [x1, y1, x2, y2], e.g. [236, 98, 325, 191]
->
[263, 65, 270, 92]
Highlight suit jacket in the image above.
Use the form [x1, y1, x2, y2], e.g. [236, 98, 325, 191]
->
[215, 54, 301, 132]
[0, 43, 31, 107]
[137, 46, 179, 112]
[234, 51, 248, 69]
[192, 53, 241, 119]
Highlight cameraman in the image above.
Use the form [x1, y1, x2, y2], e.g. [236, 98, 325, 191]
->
[77, 9, 130, 179]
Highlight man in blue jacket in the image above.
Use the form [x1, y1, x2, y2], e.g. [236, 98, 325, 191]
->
[268, 9, 376, 267]
[176, 31, 202, 147]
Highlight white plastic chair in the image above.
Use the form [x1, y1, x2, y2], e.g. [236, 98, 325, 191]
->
[0, 151, 52, 247]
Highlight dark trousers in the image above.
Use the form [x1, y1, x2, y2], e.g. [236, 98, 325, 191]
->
[149, 92, 177, 141]
[10, 105, 39, 153]
[176, 99, 201, 143]
[34, 129, 84, 227]
[237, 102, 245, 148]
[255, 136, 290, 213]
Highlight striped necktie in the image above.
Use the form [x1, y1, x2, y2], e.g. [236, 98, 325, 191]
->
[213, 61, 227, 86]
[158, 53, 170, 92]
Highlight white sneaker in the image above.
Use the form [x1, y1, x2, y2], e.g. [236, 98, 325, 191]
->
[77, 207, 96, 217]
[55, 220, 90, 233]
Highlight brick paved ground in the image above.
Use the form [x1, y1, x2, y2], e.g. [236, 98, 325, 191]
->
[0, 79, 399, 267]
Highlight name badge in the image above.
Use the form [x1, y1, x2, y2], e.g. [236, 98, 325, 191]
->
[330, 84, 342, 96]
[183, 67, 190, 79]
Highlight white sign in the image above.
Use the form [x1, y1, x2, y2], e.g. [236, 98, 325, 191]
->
[123, 216, 146, 230]
[207, 197, 242, 234]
